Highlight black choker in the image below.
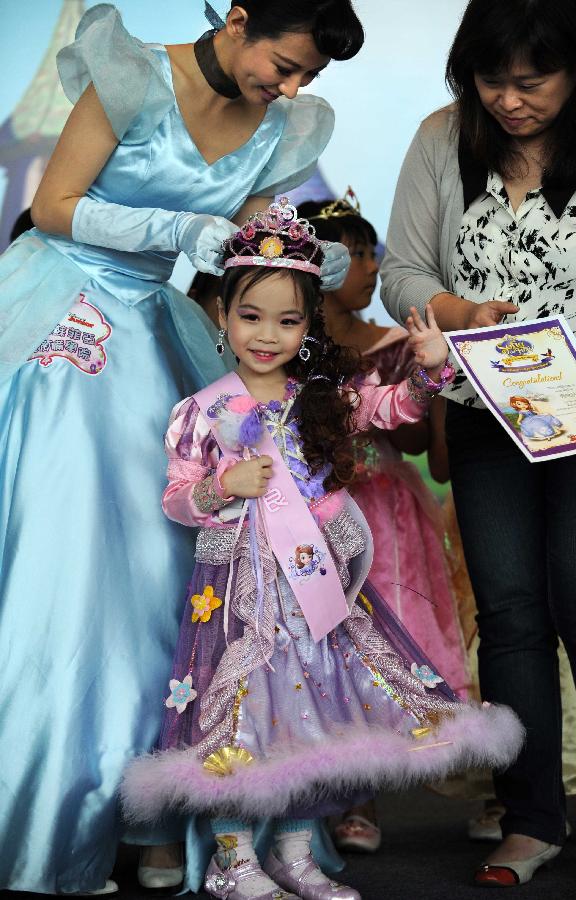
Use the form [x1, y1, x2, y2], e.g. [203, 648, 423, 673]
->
[194, 30, 241, 100]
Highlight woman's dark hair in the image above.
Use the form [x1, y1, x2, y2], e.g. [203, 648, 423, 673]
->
[10, 207, 33, 243]
[237, 0, 364, 61]
[220, 254, 370, 491]
[297, 199, 377, 247]
[446, 0, 576, 182]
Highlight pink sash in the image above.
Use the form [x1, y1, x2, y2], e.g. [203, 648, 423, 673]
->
[194, 372, 350, 642]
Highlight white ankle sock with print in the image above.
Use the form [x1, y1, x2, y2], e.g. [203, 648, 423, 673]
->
[273, 824, 327, 886]
[212, 826, 280, 899]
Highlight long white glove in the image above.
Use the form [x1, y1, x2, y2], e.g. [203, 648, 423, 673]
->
[72, 197, 237, 275]
[320, 241, 351, 291]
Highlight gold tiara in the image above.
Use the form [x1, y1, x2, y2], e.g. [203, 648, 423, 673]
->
[308, 186, 361, 221]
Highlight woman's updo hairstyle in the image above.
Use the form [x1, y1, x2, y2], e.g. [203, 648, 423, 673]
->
[220, 232, 370, 491]
[237, 0, 364, 61]
[446, 0, 576, 182]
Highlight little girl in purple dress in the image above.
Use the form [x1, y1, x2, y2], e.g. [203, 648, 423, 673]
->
[122, 200, 523, 900]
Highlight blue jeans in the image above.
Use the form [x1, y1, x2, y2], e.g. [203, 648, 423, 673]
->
[446, 401, 576, 845]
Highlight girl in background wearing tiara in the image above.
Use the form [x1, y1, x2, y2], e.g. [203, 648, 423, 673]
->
[298, 195, 469, 852]
[122, 200, 522, 900]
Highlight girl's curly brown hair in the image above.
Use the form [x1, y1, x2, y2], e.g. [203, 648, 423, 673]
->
[219, 246, 371, 491]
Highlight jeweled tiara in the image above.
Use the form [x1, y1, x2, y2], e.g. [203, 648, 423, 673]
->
[307, 186, 361, 221]
[222, 197, 325, 276]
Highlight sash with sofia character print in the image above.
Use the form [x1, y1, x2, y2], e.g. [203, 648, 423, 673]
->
[194, 371, 350, 642]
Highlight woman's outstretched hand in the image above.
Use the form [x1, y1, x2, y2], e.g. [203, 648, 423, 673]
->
[427, 293, 518, 331]
[406, 304, 449, 380]
[462, 298, 519, 329]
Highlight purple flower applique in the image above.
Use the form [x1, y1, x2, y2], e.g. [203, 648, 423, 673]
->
[410, 663, 444, 689]
[284, 377, 299, 400]
[165, 674, 197, 714]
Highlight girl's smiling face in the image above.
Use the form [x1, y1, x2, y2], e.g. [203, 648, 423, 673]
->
[298, 551, 313, 565]
[219, 271, 309, 381]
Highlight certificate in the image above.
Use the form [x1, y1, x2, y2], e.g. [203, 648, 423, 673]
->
[445, 316, 576, 462]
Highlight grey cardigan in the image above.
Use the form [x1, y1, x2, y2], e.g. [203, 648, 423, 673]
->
[380, 105, 464, 323]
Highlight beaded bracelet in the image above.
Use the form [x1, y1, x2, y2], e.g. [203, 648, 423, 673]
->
[407, 360, 455, 404]
[414, 360, 455, 391]
[193, 474, 231, 514]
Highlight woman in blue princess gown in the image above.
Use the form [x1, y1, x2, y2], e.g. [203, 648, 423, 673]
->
[0, 2, 362, 893]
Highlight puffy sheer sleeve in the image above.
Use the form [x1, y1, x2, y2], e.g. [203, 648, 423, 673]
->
[367, 328, 413, 386]
[350, 370, 427, 433]
[162, 397, 238, 528]
[250, 94, 335, 197]
[57, 3, 173, 145]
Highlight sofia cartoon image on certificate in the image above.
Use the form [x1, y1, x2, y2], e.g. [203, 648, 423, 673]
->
[289, 544, 325, 581]
[508, 395, 565, 442]
[446, 316, 576, 461]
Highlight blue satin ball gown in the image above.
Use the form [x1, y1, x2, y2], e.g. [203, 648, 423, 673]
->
[0, 4, 334, 892]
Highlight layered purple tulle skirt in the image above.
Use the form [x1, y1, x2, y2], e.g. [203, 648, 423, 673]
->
[122, 522, 524, 823]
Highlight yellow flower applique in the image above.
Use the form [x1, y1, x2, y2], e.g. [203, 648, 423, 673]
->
[190, 585, 222, 623]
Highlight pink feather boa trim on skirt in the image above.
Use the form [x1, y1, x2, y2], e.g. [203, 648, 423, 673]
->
[121, 703, 524, 822]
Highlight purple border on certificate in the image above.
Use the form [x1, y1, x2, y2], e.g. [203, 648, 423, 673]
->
[445, 316, 576, 462]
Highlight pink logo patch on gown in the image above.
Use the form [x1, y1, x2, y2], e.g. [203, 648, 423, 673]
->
[28, 294, 112, 375]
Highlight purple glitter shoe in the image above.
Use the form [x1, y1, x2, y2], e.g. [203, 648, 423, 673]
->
[204, 854, 299, 900]
[263, 850, 361, 900]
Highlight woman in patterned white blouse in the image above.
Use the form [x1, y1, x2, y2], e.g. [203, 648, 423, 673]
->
[381, 0, 576, 888]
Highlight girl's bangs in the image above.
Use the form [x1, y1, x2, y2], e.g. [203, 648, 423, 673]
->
[221, 265, 319, 318]
[339, 217, 378, 249]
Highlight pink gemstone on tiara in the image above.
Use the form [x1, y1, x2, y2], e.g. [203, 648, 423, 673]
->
[268, 211, 282, 228]
[242, 224, 256, 240]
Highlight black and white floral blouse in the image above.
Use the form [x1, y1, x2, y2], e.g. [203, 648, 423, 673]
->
[448, 170, 576, 407]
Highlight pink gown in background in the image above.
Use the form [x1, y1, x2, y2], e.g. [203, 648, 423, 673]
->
[352, 328, 470, 696]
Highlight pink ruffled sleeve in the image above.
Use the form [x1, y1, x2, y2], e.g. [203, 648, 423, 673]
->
[162, 397, 235, 527]
[351, 370, 426, 433]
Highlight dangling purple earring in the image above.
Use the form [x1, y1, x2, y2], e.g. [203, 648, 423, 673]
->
[215, 329, 227, 356]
